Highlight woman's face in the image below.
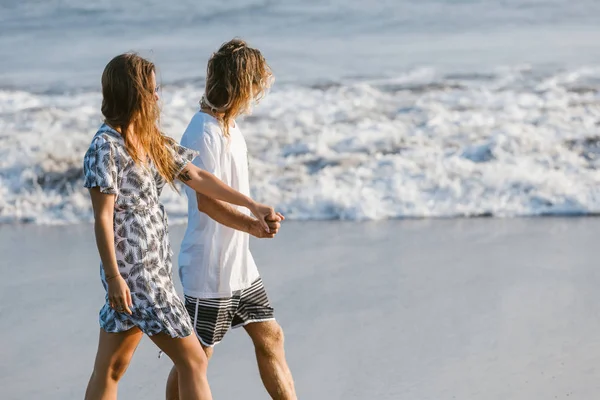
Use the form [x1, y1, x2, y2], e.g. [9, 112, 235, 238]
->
[151, 71, 159, 102]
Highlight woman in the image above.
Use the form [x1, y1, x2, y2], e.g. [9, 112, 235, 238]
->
[83, 53, 275, 400]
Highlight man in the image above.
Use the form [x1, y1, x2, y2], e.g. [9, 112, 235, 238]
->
[166, 39, 297, 400]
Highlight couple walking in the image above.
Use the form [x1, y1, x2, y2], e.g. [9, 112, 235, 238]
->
[83, 39, 296, 400]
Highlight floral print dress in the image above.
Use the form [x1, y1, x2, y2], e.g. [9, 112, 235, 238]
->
[83, 124, 197, 338]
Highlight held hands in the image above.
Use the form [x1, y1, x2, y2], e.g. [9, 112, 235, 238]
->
[247, 201, 287, 235]
[251, 212, 285, 239]
[248, 201, 277, 232]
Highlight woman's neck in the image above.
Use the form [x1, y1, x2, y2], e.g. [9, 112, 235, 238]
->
[106, 122, 135, 137]
[107, 122, 147, 162]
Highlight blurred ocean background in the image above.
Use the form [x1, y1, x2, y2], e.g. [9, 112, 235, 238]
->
[2, 0, 600, 224]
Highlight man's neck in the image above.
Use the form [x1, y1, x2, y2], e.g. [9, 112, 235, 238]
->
[200, 106, 223, 120]
[201, 107, 237, 128]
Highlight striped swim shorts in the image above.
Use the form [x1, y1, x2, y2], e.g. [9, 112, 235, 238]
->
[184, 278, 275, 347]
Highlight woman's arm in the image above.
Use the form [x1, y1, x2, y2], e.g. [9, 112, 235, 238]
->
[196, 192, 284, 238]
[89, 188, 118, 277]
[89, 188, 132, 314]
[178, 163, 276, 232]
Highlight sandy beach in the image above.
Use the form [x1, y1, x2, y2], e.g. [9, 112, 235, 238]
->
[2, 218, 599, 399]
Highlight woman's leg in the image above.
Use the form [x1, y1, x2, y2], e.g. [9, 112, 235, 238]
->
[166, 344, 214, 400]
[150, 333, 212, 400]
[85, 327, 143, 400]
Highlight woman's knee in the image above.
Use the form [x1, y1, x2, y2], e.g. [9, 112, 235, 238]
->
[93, 328, 142, 383]
[174, 348, 209, 375]
[93, 354, 132, 382]
[107, 355, 132, 381]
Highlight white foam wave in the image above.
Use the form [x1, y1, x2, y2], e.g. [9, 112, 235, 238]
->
[2, 66, 600, 224]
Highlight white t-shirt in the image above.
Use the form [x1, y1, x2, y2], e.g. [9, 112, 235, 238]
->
[178, 112, 259, 298]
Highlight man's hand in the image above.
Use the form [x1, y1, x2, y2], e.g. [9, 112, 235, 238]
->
[250, 212, 285, 238]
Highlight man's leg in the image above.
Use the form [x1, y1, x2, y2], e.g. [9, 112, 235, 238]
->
[244, 321, 296, 400]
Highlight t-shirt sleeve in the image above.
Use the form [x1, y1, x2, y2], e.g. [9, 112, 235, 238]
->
[182, 129, 222, 178]
[195, 133, 222, 176]
[83, 137, 119, 195]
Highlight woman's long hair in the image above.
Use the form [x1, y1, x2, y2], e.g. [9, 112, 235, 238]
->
[202, 39, 273, 137]
[101, 53, 178, 182]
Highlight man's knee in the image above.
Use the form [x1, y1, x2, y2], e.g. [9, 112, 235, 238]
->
[254, 323, 285, 356]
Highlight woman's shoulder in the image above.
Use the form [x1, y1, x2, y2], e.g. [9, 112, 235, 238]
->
[88, 124, 124, 150]
[84, 124, 127, 168]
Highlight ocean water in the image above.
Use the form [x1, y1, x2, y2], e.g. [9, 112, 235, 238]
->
[2, 0, 600, 223]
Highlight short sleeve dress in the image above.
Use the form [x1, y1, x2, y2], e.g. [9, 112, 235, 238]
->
[83, 123, 197, 338]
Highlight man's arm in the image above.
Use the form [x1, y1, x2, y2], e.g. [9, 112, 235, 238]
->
[197, 193, 282, 238]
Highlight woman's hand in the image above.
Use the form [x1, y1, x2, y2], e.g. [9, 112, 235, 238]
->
[107, 275, 133, 315]
[248, 201, 278, 233]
